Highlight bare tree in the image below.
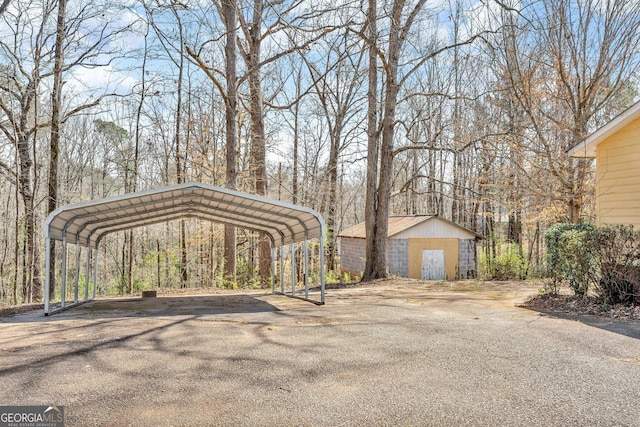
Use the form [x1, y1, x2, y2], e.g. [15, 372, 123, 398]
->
[489, 0, 640, 223]
[303, 32, 366, 271]
[180, 0, 240, 282]
[0, 0, 10, 15]
[0, 0, 136, 302]
[361, 0, 487, 281]
[0, 0, 57, 302]
[46, 0, 66, 299]
[222, 0, 238, 281]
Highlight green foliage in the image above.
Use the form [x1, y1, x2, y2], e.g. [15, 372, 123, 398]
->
[94, 119, 128, 140]
[324, 270, 339, 284]
[324, 269, 358, 284]
[589, 225, 640, 305]
[479, 243, 529, 280]
[228, 258, 261, 289]
[545, 224, 595, 297]
[545, 224, 640, 304]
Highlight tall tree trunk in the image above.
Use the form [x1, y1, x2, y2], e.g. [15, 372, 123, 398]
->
[326, 124, 340, 271]
[292, 72, 300, 205]
[222, 0, 238, 282]
[174, 18, 188, 287]
[371, 28, 402, 278]
[46, 0, 67, 300]
[127, 21, 150, 294]
[16, 76, 41, 302]
[362, 0, 429, 281]
[363, 0, 383, 281]
[246, 0, 271, 286]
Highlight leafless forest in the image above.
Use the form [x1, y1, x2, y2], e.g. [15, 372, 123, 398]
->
[1, 0, 640, 305]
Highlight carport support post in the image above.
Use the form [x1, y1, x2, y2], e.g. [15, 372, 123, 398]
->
[93, 245, 99, 299]
[74, 239, 81, 303]
[304, 232, 309, 299]
[61, 235, 67, 308]
[271, 245, 276, 294]
[84, 246, 91, 300]
[44, 237, 51, 315]
[291, 243, 296, 297]
[319, 231, 325, 304]
[280, 239, 285, 294]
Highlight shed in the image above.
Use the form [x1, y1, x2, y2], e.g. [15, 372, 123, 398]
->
[568, 100, 640, 227]
[337, 215, 481, 280]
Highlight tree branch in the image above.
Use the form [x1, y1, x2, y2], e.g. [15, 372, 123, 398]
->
[184, 44, 230, 109]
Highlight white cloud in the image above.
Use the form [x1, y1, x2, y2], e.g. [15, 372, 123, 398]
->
[66, 64, 140, 99]
[465, 0, 524, 35]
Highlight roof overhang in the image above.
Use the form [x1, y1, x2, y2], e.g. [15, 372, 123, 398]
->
[44, 182, 325, 248]
[568, 100, 640, 158]
[337, 215, 483, 240]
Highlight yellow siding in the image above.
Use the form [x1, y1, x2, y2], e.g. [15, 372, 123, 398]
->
[596, 117, 640, 228]
[408, 238, 459, 280]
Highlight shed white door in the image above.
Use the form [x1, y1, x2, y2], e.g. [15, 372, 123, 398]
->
[421, 249, 445, 280]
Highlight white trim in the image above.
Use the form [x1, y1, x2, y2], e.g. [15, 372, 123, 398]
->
[568, 100, 640, 158]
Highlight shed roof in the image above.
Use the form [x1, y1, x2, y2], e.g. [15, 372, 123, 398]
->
[568, 99, 640, 158]
[44, 182, 325, 248]
[337, 215, 481, 239]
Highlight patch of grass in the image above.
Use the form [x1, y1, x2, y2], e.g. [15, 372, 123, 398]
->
[450, 283, 482, 292]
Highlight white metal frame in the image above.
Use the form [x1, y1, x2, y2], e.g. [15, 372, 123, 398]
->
[43, 182, 326, 315]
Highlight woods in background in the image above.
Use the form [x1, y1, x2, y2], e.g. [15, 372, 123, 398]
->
[1, 0, 639, 304]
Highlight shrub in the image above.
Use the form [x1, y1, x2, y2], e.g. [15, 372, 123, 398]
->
[545, 224, 640, 304]
[545, 224, 595, 296]
[589, 225, 640, 305]
[479, 243, 529, 280]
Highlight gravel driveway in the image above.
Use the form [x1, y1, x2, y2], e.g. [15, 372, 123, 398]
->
[1, 280, 639, 426]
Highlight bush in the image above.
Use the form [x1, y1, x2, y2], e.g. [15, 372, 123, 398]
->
[545, 224, 640, 304]
[545, 224, 595, 297]
[479, 243, 529, 280]
[589, 225, 640, 305]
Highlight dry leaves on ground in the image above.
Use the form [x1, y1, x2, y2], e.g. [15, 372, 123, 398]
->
[521, 293, 640, 322]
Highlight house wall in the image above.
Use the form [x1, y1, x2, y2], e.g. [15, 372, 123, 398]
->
[596, 116, 640, 228]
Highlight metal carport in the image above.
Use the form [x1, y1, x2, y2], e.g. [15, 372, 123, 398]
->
[43, 182, 326, 315]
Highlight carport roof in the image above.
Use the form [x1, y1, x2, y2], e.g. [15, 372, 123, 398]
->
[44, 182, 325, 247]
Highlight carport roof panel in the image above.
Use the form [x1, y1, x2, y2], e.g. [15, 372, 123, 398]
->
[44, 182, 324, 246]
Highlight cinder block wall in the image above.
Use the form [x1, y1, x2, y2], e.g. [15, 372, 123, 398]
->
[388, 239, 409, 277]
[458, 239, 476, 278]
[339, 237, 366, 275]
[341, 237, 475, 279]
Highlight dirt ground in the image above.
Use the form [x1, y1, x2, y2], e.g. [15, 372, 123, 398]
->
[1, 279, 639, 426]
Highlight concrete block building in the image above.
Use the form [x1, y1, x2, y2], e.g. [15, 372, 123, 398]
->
[338, 215, 482, 280]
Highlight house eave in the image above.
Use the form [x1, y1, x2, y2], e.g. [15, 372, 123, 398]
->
[568, 100, 640, 159]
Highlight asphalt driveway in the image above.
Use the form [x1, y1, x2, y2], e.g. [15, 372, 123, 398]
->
[1, 280, 639, 426]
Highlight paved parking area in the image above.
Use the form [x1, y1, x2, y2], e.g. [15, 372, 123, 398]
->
[1, 280, 639, 426]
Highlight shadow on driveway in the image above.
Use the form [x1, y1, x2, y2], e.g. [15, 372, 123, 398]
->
[523, 308, 640, 340]
[1, 293, 280, 324]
